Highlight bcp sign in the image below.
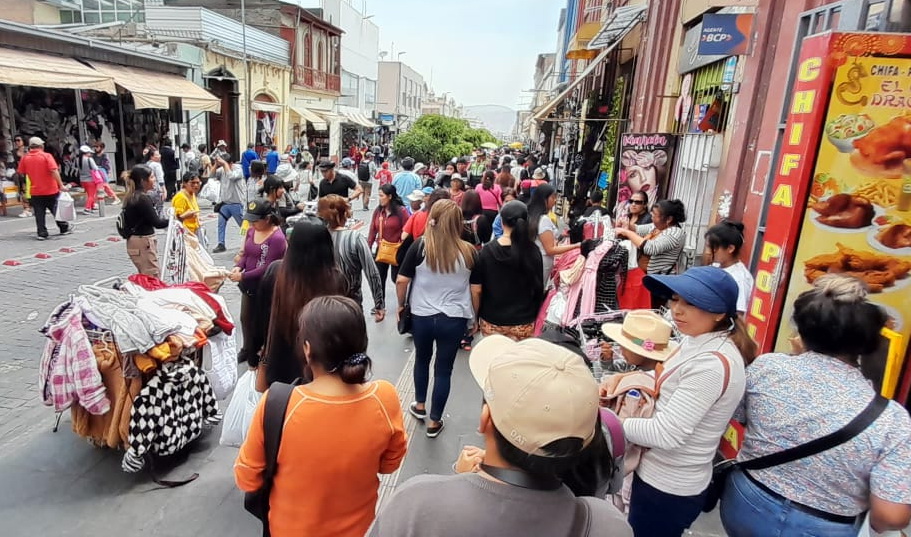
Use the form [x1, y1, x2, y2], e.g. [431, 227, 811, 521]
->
[698, 14, 754, 56]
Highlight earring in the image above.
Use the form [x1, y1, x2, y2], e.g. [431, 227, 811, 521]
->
[728, 317, 736, 332]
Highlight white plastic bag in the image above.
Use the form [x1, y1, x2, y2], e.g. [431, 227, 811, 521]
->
[55, 192, 77, 223]
[219, 370, 261, 447]
[200, 179, 220, 204]
[205, 331, 238, 400]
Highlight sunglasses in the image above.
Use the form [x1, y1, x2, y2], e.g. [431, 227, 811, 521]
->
[629, 199, 646, 205]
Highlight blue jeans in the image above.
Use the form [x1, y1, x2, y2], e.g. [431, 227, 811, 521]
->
[217, 203, 243, 245]
[721, 468, 861, 537]
[411, 313, 467, 422]
[628, 473, 707, 537]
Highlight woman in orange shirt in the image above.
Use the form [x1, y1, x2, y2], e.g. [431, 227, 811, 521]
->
[235, 295, 407, 537]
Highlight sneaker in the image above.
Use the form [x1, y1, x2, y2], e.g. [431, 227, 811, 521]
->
[408, 402, 427, 421]
[81, 208, 97, 215]
[60, 227, 73, 236]
[36, 234, 47, 241]
[212, 243, 226, 253]
[18, 210, 32, 218]
[426, 419, 445, 438]
[110, 198, 121, 205]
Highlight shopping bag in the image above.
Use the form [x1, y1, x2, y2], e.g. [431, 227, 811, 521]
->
[91, 169, 106, 185]
[199, 179, 220, 204]
[55, 192, 77, 222]
[219, 370, 262, 447]
[205, 330, 238, 400]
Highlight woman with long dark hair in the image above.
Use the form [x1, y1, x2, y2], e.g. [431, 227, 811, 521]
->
[496, 166, 516, 191]
[236, 296, 407, 537]
[470, 200, 543, 340]
[260, 175, 302, 228]
[460, 190, 493, 249]
[368, 183, 409, 294]
[474, 170, 502, 222]
[528, 183, 580, 285]
[120, 164, 169, 276]
[319, 194, 385, 319]
[249, 220, 345, 391]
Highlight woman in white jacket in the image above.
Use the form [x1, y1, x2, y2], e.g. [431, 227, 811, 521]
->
[622, 266, 757, 537]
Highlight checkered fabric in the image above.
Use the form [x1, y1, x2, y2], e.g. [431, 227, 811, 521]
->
[122, 357, 221, 472]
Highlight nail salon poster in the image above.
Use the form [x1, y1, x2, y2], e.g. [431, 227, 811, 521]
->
[613, 133, 678, 224]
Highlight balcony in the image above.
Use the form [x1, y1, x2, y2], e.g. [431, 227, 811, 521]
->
[294, 66, 341, 94]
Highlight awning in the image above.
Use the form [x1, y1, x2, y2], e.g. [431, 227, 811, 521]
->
[587, 4, 648, 50]
[251, 101, 283, 113]
[0, 47, 116, 93]
[565, 21, 602, 60]
[315, 110, 346, 124]
[89, 61, 221, 113]
[532, 7, 645, 122]
[341, 109, 375, 128]
[290, 105, 328, 131]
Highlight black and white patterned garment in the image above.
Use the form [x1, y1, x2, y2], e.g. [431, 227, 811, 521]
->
[122, 357, 221, 472]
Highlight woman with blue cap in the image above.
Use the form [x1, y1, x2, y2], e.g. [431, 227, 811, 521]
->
[622, 266, 757, 537]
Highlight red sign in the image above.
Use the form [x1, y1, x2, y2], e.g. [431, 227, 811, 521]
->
[747, 33, 835, 350]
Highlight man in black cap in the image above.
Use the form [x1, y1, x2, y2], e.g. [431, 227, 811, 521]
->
[317, 159, 363, 201]
[456, 157, 471, 187]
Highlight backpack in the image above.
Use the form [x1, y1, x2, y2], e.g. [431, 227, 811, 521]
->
[357, 161, 371, 182]
[115, 209, 131, 239]
[186, 155, 202, 177]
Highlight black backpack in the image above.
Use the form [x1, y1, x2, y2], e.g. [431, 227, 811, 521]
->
[357, 161, 371, 182]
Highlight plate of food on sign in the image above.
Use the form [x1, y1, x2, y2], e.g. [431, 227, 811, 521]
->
[868, 215, 911, 256]
[826, 113, 876, 154]
[803, 243, 911, 294]
[848, 114, 911, 179]
[808, 176, 890, 233]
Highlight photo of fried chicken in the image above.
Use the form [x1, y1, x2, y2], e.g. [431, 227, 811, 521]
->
[803, 243, 911, 292]
[812, 193, 875, 229]
[876, 224, 911, 250]
[851, 115, 911, 178]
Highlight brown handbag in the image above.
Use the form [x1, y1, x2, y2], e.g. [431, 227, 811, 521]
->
[375, 211, 402, 266]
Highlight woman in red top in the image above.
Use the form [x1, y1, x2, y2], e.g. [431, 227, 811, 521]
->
[375, 161, 393, 186]
[368, 184, 409, 290]
[474, 170, 502, 222]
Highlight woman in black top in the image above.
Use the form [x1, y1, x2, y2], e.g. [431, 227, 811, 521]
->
[470, 200, 544, 340]
[460, 190, 493, 249]
[260, 175, 302, 230]
[121, 165, 169, 277]
[251, 220, 347, 392]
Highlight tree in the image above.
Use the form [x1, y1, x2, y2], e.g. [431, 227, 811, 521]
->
[393, 114, 500, 164]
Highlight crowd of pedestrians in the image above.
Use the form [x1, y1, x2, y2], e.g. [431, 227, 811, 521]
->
[89, 140, 911, 537]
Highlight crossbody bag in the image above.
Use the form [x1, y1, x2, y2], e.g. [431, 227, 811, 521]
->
[375, 211, 403, 266]
[702, 394, 889, 513]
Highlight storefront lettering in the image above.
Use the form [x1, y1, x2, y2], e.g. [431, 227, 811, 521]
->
[760, 241, 782, 262]
[771, 184, 794, 206]
[788, 123, 804, 145]
[869, 93, 911, 108]
[779, 154, 801, 177]
[749, 297, 767, 322]
[620, 134, 669, 147]
[798, 57, 822, 82]
[791, 90, 816, 114]
[755, 270, 774, 293]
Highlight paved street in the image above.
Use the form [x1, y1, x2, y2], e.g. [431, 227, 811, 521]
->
[0, 199, 724, 536]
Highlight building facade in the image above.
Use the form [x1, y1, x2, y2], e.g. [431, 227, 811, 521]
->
[377, 61, 425, 133]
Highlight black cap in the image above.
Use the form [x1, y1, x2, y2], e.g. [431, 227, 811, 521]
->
[317, 159, 336, 170]
[456, 156, 470, 165]
[244, 199, 274, 222]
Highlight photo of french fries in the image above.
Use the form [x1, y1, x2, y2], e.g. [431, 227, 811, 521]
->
[854, 180, 900, 207]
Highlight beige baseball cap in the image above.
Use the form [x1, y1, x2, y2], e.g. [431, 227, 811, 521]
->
[469, 335, 599, 456]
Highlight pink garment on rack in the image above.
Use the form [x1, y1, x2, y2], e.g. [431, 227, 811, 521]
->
[562, 241, 616, 326]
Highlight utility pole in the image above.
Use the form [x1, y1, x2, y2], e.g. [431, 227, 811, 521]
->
[241, 0, 253, 147]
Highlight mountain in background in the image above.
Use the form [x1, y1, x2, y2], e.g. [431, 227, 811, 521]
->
[463, 105, 516, 139]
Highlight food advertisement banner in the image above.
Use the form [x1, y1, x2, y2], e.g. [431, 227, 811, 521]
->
[774, 54, 911, 352]
[612, 133, 678, 226]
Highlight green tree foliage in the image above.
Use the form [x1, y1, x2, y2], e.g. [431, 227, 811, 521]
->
[393, 114, 499, 164]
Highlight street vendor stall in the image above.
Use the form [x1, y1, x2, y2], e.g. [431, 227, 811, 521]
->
[748, 31, 911, 408]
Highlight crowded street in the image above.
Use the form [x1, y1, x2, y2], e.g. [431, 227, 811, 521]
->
[2, 1, 911, 537]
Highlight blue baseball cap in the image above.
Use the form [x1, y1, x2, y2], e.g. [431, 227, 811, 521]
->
[644, 266, 739, 316]
[422, 186, 434, 195]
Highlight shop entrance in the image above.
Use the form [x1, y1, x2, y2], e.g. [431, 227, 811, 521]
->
[669, 133, 724, 270]
[206, 69, 239, 157]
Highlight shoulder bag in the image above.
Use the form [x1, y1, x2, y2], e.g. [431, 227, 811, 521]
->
[375, 210, 403, 266]
[702, 394, 889, 513]
[396, 240, 423, 335]
[244, 381, 298, 537]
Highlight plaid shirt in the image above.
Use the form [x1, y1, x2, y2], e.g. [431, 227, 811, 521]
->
[39, 302, 111, 415]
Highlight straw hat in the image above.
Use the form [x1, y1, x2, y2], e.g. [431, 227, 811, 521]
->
[601, 310, 678, 362]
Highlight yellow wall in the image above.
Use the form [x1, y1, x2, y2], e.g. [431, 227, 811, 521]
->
[203, 50, 291, 149]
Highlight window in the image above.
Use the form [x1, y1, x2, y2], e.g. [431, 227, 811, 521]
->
[365, 79, 376, 106]
[340, 70, 359, 107]
[67, 0, 143, 25]
[303, 31, 312, 68]
[582, 0, 605, 24]
[674, 59, 732, 134]
[317, 41, 324, 72]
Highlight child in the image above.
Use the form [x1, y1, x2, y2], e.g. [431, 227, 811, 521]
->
[599, 310, 678, 514]
[704, 220, 754, 315]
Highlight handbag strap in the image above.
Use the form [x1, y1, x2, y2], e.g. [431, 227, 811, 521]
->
[740, 394, 889, 471]
[259, 381, 297, 534]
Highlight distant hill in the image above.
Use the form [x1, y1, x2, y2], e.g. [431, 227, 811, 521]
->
[463, 105, 516, 139]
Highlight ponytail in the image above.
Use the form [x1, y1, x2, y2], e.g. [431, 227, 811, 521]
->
[727, 316, 758, 366]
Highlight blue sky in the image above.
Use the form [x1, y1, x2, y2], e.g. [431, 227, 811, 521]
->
[368, 0, 566, 109]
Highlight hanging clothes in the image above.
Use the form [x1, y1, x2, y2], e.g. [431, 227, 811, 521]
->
[122, 357, 221, 472]
[562, 240, 624, 326]
[38, 301, 110, 415]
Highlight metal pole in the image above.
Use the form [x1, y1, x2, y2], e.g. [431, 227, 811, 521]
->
[241, 0, 253, 146]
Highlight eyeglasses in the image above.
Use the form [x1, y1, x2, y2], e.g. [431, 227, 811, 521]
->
[629, 199, 645, 205]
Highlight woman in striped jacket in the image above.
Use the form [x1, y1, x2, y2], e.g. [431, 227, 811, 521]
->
[615, 199, 687, 309]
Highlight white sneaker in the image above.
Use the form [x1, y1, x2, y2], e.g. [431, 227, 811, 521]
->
[110, 198, 121, 205]
[18, 210, 32, 218]
[81, 208, 96, 215]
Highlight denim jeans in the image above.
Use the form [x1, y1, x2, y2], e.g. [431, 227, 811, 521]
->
[628, 473, 707, 537]
[720, 468, 861, 537]
[411, 313, 467, 422]
[217, 203, 243, 244]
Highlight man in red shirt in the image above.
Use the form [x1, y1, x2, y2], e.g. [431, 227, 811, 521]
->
[17, 137, 70, 240]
